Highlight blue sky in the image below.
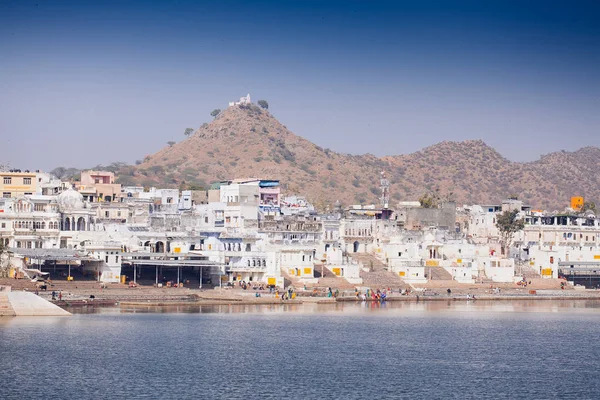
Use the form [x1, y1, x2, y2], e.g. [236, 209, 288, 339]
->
[1, 0, 598, 171]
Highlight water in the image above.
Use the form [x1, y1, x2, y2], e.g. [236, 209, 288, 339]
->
[2, 301, 600, 399]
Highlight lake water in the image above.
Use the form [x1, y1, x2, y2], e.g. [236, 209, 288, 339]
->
[2, 300, 600, 399]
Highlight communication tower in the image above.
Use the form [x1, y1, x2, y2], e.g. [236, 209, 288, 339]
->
[380, 170, 390, 209]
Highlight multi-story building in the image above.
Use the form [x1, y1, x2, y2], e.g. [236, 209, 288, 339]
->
[0, 170, 38, 199]
[78, 170, 122, 203]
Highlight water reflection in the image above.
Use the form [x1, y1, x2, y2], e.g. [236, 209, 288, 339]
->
[62, 299, 600, 315]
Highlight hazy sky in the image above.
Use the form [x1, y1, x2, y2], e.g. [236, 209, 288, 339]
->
[1, 0, 599, 171]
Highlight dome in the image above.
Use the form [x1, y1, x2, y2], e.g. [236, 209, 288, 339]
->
[57, 188, 84, 212]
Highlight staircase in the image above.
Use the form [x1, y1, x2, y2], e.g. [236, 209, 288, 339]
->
[517, 263, 541, 279]
[427, 266, 453, 280]
[0, 293, 16, 316]
[315, 276, 356, 290]
[316, 265, 355, 289]
[280, 270, 304, 288]
[351, 252, 407, 289]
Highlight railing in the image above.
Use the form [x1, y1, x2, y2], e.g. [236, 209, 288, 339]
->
[394, 260, 425, 268]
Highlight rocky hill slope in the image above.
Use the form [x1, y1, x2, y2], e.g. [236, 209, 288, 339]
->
[126, 104, 599, 210]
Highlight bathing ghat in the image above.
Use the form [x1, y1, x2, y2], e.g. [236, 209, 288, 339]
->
[0, 288, 71, 316]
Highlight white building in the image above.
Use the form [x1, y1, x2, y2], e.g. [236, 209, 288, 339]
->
[228, 93, 251, 107]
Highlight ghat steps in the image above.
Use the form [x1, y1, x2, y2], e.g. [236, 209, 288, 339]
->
[351, 252, 407, 289]
[427, 266, 454, 280]
[0, 293, 16, 316]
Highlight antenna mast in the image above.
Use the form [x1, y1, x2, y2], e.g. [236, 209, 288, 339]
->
[380, 170, 390, 209]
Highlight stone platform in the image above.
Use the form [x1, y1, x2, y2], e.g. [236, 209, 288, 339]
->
[0, 291, 71, 317]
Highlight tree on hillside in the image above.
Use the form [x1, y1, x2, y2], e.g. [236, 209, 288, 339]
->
[257, 100, 269, 109]
[496, 209, 525, 257]
[419, 192, 439, 208]
[582, 201, 597, 214]
[184, 128, 194, 137]
[210, 109, 221, 119]
[50, 166, 81, 180]
[102, 161, 128, 173]
[167, 141, 176, 147]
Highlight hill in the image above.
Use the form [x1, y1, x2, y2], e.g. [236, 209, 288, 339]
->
[123, 104, 599, 210]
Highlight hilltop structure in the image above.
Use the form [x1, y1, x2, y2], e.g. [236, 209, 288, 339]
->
[228, 93, 251, 107]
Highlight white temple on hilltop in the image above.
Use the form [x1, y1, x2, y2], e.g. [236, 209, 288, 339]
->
[229, 93, 251, 107]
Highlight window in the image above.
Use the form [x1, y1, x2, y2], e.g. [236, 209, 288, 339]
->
[24, 192, 32, 196]
[117, 211, 121, 217]
[105, 211, 109, 217]
[167, 197, 173, 204]
[1, 223, 4, 228]
[23, 177, 31, 185]
[34, 204, 45, 212]
[3, 177, 11, 184]
[3, 192, 10, 198]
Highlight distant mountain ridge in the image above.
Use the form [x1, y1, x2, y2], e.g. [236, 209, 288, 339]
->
[123, 104, 599, 210]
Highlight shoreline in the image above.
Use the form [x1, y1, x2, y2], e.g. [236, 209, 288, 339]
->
[51, 292, 600, 308]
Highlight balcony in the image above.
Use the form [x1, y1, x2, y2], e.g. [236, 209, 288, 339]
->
[225, 265, 267, 273]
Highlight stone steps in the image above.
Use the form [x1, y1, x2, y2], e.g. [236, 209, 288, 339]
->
[315, 276, 355, 290]
[281, 270, 304, 288]
[518, 264, 541, 279]
[0, 293, 16, 316]
[427, 266, 454, 280]
[351, 253, 407, 289]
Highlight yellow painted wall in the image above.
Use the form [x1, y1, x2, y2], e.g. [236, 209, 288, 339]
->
[332, 267, 341, 276]
[303, 267, 312, 275]
[425, 260, 439, 267]
[268, 277, 276, 286]
[0, 171, 37, 198]
[541, 268, 553, 276]
[399, 271, 406, 277]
